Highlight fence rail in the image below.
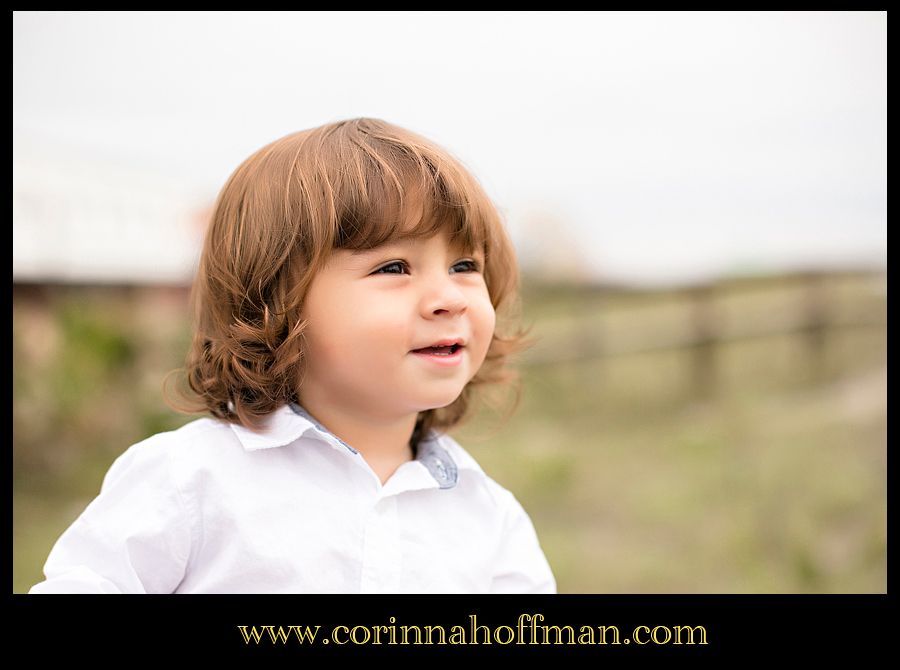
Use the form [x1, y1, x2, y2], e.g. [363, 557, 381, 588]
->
[520, 271, 887, 399]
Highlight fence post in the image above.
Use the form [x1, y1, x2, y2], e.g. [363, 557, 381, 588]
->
[688, 283, 718, 401]
[802, 271, 830, 384]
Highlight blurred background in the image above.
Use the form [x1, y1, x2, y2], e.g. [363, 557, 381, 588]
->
[13, 11, 885, 593]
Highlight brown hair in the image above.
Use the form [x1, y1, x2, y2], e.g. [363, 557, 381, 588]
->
[164, 117, 534, 447]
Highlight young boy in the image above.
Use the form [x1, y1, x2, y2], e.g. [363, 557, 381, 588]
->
[28, 118, 557, 594]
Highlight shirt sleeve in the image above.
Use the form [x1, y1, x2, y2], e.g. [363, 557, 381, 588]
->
[489, 490, 557, 594]
[28, 435, 193, 594]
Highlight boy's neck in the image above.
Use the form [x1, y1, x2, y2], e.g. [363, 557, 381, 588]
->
[295, 393, 418, 484]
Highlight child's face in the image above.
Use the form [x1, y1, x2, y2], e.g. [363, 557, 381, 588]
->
[298, 228, 496, 419]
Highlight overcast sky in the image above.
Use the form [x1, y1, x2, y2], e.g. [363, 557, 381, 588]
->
[13, 11, 886, 286]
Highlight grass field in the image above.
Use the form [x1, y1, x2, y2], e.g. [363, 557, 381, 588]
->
[13, 271, 886, 593]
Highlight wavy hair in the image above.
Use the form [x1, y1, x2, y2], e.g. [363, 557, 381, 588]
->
[164, 117, 535, 449]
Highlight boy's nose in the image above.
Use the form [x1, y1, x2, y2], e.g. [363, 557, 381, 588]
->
[421, 278, 468, 316]
[428, 294, 467, 316]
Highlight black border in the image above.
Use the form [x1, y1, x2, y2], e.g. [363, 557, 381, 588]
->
[11, 593, 892, 661]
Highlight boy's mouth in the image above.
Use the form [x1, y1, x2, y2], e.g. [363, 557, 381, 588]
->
[410, 337, 466, 354]
[410, 343, 463, 356]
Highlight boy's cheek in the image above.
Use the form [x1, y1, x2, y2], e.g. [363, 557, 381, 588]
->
[479, 304, 497, 339]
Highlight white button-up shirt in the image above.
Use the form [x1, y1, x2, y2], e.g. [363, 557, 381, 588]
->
[28, 402, 556, 594]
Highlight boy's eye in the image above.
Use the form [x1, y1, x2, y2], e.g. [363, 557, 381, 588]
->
[371, 260, 481, 275]
[453, 260, 481, 273]
[373, 261, 410, 275]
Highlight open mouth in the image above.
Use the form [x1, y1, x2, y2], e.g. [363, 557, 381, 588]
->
[411, 344, 463, 356]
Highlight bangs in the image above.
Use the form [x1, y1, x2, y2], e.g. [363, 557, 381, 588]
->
[329, 126, 489, 256]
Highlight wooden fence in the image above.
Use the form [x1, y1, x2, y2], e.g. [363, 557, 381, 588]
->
[519, 270, 887, 399]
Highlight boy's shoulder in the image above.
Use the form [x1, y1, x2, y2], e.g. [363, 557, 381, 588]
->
[114, 415, 243, 470]
[134, 415, 237, 450]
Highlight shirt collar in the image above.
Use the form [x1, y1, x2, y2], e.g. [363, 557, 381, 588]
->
[227, 402, 480, 490]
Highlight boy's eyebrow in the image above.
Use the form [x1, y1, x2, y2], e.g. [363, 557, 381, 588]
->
[349, 238, 419, 254]
[348, 240, 483, 257]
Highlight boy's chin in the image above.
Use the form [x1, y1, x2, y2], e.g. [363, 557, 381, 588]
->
[415, 393, 464, 413]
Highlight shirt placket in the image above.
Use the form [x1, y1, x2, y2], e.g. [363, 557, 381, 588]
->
[359, 494, 402, 593]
